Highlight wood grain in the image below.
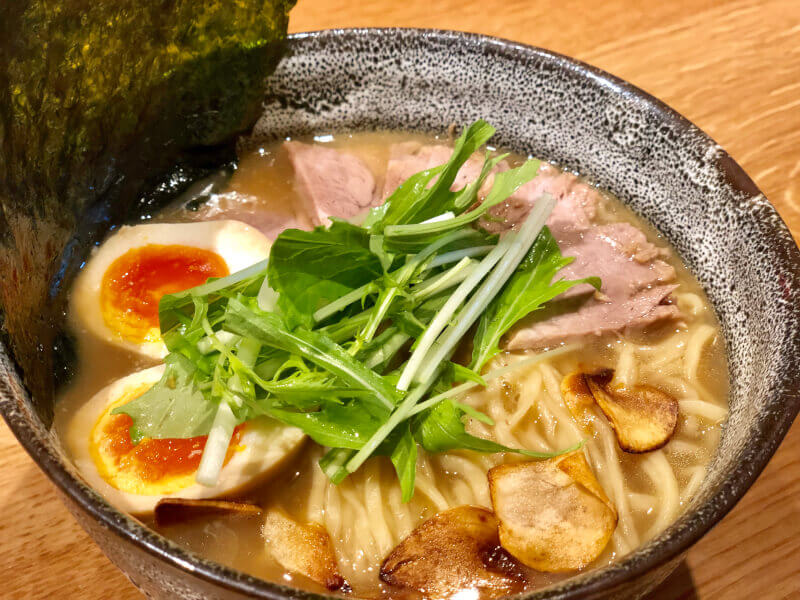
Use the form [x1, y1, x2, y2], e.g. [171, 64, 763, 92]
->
[1, 1, 798, 598]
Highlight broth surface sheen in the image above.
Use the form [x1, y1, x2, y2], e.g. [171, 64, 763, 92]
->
[56, 130, 729, 599]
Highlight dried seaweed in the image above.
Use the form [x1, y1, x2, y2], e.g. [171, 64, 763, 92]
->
[0, 0, 295, 420]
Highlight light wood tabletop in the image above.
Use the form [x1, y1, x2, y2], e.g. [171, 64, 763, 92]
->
[1, 1, 799, 598]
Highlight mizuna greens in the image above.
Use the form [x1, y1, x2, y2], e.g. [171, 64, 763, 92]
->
[114, 120, 600, 500]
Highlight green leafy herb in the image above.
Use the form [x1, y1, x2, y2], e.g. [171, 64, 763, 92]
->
[112, 353, 218, 443]
[382, 159, 541, 248]
[371, 120, 496, 230]
[471, 227, 601, 370]
[223, 297, 400, 411]
[113, 119, 596, 500]
[267, 402, 384, 450]
[267, 221, 383, 329]
[387, 425, 417, 503]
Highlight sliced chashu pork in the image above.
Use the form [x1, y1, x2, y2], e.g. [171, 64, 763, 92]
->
[286, 141, 377, 227]
[480, 163, 598, 238]
[194, 143, 377, 239]
[507, 222, 681, 349]
[490, 164, 681, 347]
[217, 140, 680, 347]
[382, 142, 680, 347]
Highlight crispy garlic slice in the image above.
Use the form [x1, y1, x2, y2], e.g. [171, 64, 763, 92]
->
[380, 506, 525, 599]
[562, 369, 679, 453]
[488, 453, 617, 572]
[263, 508, 347, 591]
[560, 371, 596, 429]
[154, 498, 262, 527]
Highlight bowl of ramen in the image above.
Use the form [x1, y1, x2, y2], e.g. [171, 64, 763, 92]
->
[2, 28, 800, 600]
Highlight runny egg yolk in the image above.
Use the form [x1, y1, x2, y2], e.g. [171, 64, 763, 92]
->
[91, 383, 243, 495]
[100, 244, 229, 343]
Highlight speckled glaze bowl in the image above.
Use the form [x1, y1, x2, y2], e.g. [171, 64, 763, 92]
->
[2, 28, 799, 600]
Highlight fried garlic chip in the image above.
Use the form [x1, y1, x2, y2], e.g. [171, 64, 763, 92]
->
[488, 453, 617, 572]
[263, 508, 346, 591]
[560, 371, 596, 429]
[564, 369, 679, 453]
[380, 506, 526, 599]
[154, 498, 262, 528]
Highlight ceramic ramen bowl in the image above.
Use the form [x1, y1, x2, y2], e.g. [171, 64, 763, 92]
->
[1, 28, 799, 600]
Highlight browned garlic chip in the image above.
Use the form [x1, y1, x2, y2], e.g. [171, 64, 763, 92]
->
[154, 498, 262, 528]
[586, 370, 679, 452]
[563, 369, 679, 453]
[380, 505, 526, 599]
[488, 453, 617, 572]
[560, 371, 596, 429]
[263, 508, 347, 591]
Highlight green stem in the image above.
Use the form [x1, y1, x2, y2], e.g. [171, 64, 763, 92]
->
[396, 233, 514, 391]
[313, 282, 379, 323]
[345, 369, 440, 475]
[195, 401, 237, 486]
[358, 287, 400, 346]
[414, 194, 555, 385]
[411, 257, 477, 302]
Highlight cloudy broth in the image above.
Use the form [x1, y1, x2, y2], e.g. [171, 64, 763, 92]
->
[57, 131, 728, 598]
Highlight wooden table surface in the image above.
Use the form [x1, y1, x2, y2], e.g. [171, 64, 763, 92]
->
[2, 1, 799, 598]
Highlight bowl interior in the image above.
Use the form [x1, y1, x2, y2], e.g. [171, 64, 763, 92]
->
[2, 28, 799, 600]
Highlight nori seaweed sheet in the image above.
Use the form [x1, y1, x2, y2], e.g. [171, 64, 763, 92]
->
[0, 1, 296, 422]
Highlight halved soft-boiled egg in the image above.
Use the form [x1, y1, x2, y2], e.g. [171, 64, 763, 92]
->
[71, 220, 270, 359]
[65, 366, 306, 516]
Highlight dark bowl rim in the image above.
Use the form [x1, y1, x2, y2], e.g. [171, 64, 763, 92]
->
[2, 26, 799, 600]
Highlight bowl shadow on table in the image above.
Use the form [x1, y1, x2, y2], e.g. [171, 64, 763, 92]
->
[647, 561, 699, 600]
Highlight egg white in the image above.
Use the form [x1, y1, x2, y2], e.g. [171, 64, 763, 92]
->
[70, 220, 270, 360]
[65, 366, 306, 516]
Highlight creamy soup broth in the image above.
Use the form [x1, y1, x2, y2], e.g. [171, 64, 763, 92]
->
[56, 131, 728, 598]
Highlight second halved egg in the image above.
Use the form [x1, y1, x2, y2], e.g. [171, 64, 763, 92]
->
[65, 366, 306, 516]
